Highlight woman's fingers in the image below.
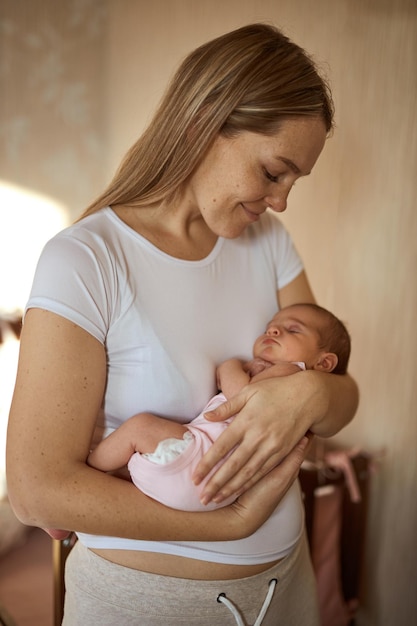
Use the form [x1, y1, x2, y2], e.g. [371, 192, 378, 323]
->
[193, 379, 314, 504]
[198, 432, 282, 505]
[193, 422, 243, 484]
[192, 391, 258, 487]
[213, 450, 282, 504]
[229, 435, 312, 533]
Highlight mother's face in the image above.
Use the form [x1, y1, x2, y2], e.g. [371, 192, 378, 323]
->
[185, 117, 327, 239]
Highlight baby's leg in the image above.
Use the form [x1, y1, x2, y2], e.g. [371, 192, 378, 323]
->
[132, 412, 188, 454]
[88, 413, 188, 471]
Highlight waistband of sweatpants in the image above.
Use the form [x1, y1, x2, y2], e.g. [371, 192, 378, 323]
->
[67, 531, 308, 608]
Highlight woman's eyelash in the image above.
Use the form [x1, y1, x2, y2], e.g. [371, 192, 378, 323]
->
[264, 168, 279, 183]
[264, 168, 298, 188]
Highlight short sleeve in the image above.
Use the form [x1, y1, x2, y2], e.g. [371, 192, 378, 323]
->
[25, 232, 113, 344]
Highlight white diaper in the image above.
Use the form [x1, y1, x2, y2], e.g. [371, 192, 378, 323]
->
[142, 431, 194, 464]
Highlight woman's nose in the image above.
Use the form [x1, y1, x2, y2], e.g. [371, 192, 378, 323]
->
[265, 190, 289, 213]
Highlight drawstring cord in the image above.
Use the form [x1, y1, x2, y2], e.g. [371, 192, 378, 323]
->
[217, 578, 278, 626]
[217, 594, 245, 626]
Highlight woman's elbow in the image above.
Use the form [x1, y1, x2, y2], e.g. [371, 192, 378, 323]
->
[6, 473, 41, 528]
[310, 371, 359, 438]
[6, 454, 62, 528]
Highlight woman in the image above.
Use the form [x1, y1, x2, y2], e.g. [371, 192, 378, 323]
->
[7, 24, 358, 625]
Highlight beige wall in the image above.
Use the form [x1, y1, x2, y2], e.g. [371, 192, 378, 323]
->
[1, 1, 416, 624]
[0, 0, 108, 220]
[106, 4, 417, 621]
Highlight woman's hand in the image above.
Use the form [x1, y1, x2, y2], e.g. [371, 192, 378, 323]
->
[193, 375, 315, 505]
[225, 433, 313, 537]
[193, 369, 357, 505]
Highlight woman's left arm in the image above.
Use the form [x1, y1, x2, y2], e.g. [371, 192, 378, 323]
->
[193, 271, 359, 505]
[278, 270, 359, 436]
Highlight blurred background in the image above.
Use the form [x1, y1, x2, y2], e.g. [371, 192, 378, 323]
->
[0, 1, 416, 624]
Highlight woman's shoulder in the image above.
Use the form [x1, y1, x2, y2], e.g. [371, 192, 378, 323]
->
[40, 208, 127, 268]
[27, 209, 119, 341]
[50, 207, 113, 244]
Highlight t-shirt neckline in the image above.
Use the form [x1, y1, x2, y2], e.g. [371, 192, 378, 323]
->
[104, 206, 224, 266]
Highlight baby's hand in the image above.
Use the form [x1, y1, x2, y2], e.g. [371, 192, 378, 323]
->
[243, 358, 270, 377]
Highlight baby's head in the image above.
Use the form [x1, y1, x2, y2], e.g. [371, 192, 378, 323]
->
[253, 303, 351, 375]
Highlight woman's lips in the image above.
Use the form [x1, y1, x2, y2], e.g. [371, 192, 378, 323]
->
[241, 203, 262, 222]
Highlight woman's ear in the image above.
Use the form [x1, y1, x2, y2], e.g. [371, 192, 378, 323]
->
[313, 352, 338, 373]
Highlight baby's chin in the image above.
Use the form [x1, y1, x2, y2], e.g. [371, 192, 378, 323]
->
[253, 347, 278, 363]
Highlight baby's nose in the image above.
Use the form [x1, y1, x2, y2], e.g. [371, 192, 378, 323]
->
[266, 325, 280, 336]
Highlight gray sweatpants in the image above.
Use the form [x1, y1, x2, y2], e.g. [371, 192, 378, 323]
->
[62, 532, 319, 625]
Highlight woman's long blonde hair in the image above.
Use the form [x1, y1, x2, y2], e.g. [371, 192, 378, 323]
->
[81, 23, 334, 217]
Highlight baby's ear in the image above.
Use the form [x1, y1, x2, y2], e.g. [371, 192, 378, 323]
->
[314, 352, 338, 373]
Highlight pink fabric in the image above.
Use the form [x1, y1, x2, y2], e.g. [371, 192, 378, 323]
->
[312, 486, 352, 626]
[324, 449, 362, 503]
[127, 394, 235, 511]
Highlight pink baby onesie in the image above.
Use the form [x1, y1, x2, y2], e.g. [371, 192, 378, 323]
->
[127, 393, 235, 511]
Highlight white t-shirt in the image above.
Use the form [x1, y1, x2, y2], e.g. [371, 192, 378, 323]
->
[27, 206, 305, 564]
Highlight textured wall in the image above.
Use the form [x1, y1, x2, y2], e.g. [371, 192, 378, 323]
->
[0, 0, 108, 220]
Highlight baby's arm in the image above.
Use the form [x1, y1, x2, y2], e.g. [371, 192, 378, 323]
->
[250, 361, 303, 384]
[217, 358, 304, 400]
[217, 358, 252, 399]
[88, 414, 188, 471]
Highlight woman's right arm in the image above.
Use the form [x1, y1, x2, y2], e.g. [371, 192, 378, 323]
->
[6, 309, 309, 541]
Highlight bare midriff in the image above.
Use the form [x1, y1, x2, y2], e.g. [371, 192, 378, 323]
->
[91, 548, 282, 580]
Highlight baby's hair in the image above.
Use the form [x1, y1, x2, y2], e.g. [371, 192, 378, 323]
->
[288, 303, 351, 375]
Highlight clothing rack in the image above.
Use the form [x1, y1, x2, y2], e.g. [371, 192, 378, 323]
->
[299, 446, 372, 625]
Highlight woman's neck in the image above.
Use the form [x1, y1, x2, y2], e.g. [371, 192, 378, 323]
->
[111, 203, 218, 261]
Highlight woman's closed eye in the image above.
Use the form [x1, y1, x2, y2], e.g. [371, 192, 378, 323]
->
[263, 167, 280, 183]
[263, 167, 297, 188]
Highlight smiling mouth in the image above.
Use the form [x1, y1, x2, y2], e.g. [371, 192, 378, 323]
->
[241, 204, 263, 221]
